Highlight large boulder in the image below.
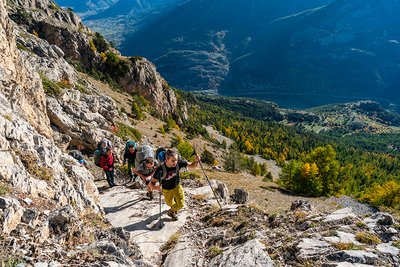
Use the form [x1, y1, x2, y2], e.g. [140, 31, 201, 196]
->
[209, 239, 274, 267]
[231, 188, 248, 204]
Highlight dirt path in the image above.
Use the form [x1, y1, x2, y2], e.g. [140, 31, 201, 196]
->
[96, 179, 188, 266]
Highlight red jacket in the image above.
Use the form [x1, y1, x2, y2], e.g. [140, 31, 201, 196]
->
[100, 153, 114, 171]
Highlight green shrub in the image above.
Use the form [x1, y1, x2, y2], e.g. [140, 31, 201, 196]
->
[201, 149, 215, 165]
[131, 102, 144, 120]
[115, 122, 142, 141]
[355, 232, 381, 245]
[9, 9, 31, 24]
[17, 150, 54, 182]
[40, 74, 63, 96]
[161, 232, 181, 252]
[177, 140, 195, 161]
[92, 32, 109, 53]
[208, 246, 222, 257]
[223, 148, 245, 173]
[0, 182, 12, 196]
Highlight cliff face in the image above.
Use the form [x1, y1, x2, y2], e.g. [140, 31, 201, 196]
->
[7, 0, 177, 117]
[0, 0, 51, 137]
[0, 0, 146, 264]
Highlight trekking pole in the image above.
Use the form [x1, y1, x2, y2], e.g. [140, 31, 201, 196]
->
[194, 150, 223, 210]
[157, 177, 164, 229]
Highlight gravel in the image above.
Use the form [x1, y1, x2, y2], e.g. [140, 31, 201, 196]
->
[330, 196, 378, 216]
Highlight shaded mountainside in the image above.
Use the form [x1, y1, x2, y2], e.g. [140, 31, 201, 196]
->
[222, 0, 400, 109]
[120, 0, 400, 110]
[120, 0, 332, 92]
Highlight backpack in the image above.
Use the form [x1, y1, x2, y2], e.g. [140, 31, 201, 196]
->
[155, 147, 167, 163]
[93, 149, 102, 167]
[135, 145, 154, 167]
[69, 150, 83, 161]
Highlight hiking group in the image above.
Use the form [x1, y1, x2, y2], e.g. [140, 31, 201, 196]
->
[93, 139, 200, 221]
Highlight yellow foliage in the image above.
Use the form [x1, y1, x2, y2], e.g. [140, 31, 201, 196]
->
[89, 39, 97, 52]
[100, 52, 107, 62]
[244, 140, 254, 154]
[362, 180, 400, 208]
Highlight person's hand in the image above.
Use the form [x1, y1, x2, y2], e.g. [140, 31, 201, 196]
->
[194, 155, 201, 163]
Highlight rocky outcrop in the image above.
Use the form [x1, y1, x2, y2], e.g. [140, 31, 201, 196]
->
[46, 89, 122, 151]
[209, 239, 274, 267]
[118, 57, 177, 117]
[8, 0, 178, 118]
[0, 0, 51, 137]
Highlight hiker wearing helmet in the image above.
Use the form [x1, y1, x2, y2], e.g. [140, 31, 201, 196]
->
[133, 157, 159, 199]
[150, 149, 200, 221]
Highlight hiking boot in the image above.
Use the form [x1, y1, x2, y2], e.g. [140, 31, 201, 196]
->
[167, 209, 178, 221]
[146, 191, 154, 200]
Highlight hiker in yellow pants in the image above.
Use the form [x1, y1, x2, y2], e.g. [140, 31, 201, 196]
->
[151, 149, 200, 221]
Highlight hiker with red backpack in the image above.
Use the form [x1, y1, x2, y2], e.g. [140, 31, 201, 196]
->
[100, 146, 116, 187]
[150, 149, 200, 221]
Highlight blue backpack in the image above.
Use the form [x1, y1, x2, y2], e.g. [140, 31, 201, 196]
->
[155, 147, 167, 163]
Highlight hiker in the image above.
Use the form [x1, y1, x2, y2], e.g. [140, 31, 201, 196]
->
[132, 157, 159, 199]
[123, 141, 137, 181]
[100, 147, 116, 187]
[69, 145, 87, 167]
[94, 138, 113, 167]
[150, 149, 200, 221]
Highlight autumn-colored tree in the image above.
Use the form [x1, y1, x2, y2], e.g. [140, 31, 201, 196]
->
[362, 180, 400, 208]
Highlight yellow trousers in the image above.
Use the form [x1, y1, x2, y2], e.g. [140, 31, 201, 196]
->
[162, 184, 185, 212]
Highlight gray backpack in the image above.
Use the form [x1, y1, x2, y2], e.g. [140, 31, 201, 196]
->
[134, 145, 154, 167]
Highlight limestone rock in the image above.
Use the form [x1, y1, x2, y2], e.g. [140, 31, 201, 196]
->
[290, 199, 312, 211]
[118, 57, 177, 117]
[364, 212, 394, 227]
[209, 239, 274, 267]
[164, 235, 197, 267]
[376, 243, 399, 256]
[327, 250, 378, 265]
[231, 188, 248, 204]
[48, 205, 75, 235]
[0, 197, 24, 234]
[324, 231, 362, 245]
[297, 238, 332, 260]
[323, 208, 357, 224]
[21, 208, 39, 226]
[0, 0, 51, 137]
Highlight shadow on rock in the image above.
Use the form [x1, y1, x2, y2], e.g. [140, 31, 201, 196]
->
[104, 197, 145, 214]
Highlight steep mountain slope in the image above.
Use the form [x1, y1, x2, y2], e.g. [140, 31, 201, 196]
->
[121, 0, 332, 92]
[55, 0, 186, 46]
[222, 0, 400, 109]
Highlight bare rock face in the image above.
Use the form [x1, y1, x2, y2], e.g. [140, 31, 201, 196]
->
[118, 57, 177, 117]
[0, 197, 24, 234]
[0, 0, 51, 137]
[209, 239, 274, 267]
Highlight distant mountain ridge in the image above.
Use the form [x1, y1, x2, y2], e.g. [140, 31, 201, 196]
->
[55, 0, 186, 46]
[120, 0, 400, 110]
[121, 0, 332, 93]
[222, 0, 400, 109]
